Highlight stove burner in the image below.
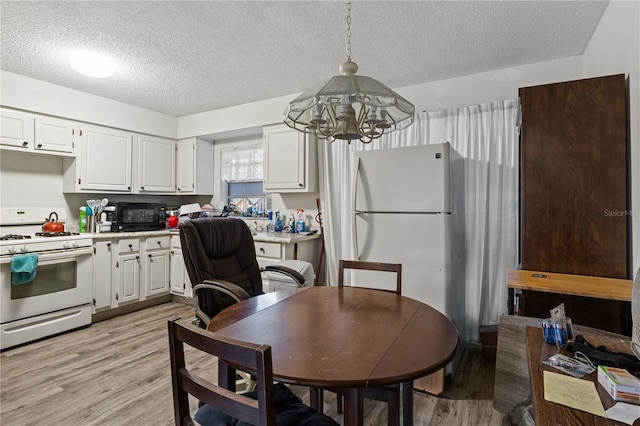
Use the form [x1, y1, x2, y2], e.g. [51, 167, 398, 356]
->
[35, 232, 80, 238]
[0, 234, 32, 241]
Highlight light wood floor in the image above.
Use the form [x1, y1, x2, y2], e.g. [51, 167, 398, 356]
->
[1, 302, 507, 425]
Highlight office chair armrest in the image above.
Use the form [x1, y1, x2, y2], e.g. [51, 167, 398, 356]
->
[196, 280, 252, 302]
[193, 280, 252, 327]
[261, 265, 306, 286]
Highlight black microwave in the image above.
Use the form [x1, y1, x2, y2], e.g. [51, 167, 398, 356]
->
[104, 202, 167, 232]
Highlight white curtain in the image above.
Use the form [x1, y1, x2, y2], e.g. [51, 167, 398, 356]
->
[318, 99, 520, 343]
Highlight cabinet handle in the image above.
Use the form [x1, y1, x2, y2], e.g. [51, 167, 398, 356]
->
[298, 183, 303, 187]
[260, 248, 265, 253]
[157, 241, 161, 245]
[37, 143, 42, 148]
[141, 186, 145, 190]
[177, 188, 181, 192]
[171, 250, 174, 255]
[79, 129, 83, 136]
[93, 298, 95, 306]
[116, 293, 119, 301]
[136, 255, 140, 260]
[107, 243, 111, 248]
[22, 141, 28, 147]
[128, 186, 131, 190]
[129, 244, 133, 249]
[148, 254, 152, 259]
[116, 261, 119, 268]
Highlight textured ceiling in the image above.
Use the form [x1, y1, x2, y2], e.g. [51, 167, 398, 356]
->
[1, 1, 609, 117]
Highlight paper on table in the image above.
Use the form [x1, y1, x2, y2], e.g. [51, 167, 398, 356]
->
[543, 370, 606, 417]
[606, 402, 640, 425]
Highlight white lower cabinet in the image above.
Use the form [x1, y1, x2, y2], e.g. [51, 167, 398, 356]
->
[143, 236, 171, 298]
[170, 235, 192, 297]
[93, 240, 113, 312]
[116, 238, 141, 305]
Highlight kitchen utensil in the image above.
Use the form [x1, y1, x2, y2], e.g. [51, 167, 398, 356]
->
[98, 198, 108, 215]
[42, 212, 65, 233]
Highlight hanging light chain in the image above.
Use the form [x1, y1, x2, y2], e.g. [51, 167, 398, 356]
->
[345, 0, 352, 61]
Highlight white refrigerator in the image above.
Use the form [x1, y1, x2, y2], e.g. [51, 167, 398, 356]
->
[351, 142, 466, 387]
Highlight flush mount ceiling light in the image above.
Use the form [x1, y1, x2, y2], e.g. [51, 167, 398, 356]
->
[68, 50, 115, 78]
[284, 0, 415, 143]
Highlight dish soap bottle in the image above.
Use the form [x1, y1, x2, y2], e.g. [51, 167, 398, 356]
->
[79, 207, 87, 233]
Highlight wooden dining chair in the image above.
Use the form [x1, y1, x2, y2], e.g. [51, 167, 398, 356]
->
[329, 259, 403, 425]
[338, 259, 402, 295]
[168, 317, 339, 426]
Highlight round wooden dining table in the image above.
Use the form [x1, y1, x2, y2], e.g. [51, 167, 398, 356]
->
[207, 286, 459, 426]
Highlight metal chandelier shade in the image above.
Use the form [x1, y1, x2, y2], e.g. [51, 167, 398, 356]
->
[284, 1, 415, 144]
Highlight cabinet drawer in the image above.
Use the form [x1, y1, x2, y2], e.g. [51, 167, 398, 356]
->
[118, 238, 140, 254]
[146, 235, 170, 250]
[254, 242, 281, 259]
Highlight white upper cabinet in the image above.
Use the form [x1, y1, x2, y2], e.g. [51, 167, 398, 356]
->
[135, 135, 176, 193]
[34, 116, 75, 154]
[263, 124, 318, 193]
[1, 108, 77, 156]
[176, 138, 214, 195]
[0, 109, 33, 149]
[64, 124, 134, 193]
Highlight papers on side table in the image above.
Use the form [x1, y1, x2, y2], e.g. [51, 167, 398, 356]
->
[543, 370, 606, 417]
[605, 402, 640, 425]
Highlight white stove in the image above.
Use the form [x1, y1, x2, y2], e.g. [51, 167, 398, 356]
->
[0, 207, 93, 350]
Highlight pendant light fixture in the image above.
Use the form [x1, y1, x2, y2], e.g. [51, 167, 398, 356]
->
[284, 0, 415, 143]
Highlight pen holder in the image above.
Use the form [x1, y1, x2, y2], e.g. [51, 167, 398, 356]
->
[542, 317, 573, 346]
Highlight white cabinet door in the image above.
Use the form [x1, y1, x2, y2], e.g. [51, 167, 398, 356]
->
[136, 135, 176, 193]
[176, 138, 195, 193]
[263, 124, 318, 193]
[80, 125, 133, 192]
[176, 138, 214, 195]
[117, 254, 140, 304]
[0, 109, 33, 149]
[93, 241, 113, 311]
[146, 251, 170, 296]
[34, 116, 75, 154]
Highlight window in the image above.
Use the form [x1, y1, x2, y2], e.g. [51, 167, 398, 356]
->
[221, 144, 270, 216]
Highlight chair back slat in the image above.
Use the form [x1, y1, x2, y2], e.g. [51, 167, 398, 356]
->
[338, 260, 402, 294]
[168, 317, 276, 426]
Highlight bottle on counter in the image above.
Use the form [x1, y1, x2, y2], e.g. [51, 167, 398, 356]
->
[274, 211, 283, 232]
[79, 207, 87, 233]
[295, 209, 305, 233]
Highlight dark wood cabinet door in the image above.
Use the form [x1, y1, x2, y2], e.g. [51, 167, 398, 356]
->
[520, 74, 629, 279]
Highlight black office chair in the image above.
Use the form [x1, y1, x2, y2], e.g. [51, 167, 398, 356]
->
[179, 217, 306, 328]
[168, 317, 339, 426]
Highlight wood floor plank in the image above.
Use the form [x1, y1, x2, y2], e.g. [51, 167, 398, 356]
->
[0, 302, 505, 425]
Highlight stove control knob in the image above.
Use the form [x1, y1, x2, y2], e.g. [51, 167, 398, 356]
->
[20, 246, 28, 253]
[8, 247, 16, 254]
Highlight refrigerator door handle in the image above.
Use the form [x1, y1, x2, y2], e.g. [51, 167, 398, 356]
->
[352, 157, 362, 261]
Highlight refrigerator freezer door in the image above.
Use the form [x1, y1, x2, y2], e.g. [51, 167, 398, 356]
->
[351, 212, 454, 318]
[353, 144, 450, 213]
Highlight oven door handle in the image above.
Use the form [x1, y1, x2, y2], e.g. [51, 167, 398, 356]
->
[3, 247, 92, 264]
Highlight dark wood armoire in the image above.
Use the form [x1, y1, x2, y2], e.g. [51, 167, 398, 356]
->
[518, 74, 631, 334]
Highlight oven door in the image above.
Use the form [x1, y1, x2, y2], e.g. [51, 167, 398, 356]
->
[1, 247, 92, 323]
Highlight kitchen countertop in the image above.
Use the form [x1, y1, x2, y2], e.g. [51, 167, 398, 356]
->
[89, 229, 321, 243]
[251, 231, 320, 243]
[90, 229, 172, 240]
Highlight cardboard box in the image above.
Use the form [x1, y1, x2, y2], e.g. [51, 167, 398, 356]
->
[597, 366, 640, 404]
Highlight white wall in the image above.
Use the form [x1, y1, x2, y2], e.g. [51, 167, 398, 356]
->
[583, 0, 640, 276]
[0, 71, 177, 139]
